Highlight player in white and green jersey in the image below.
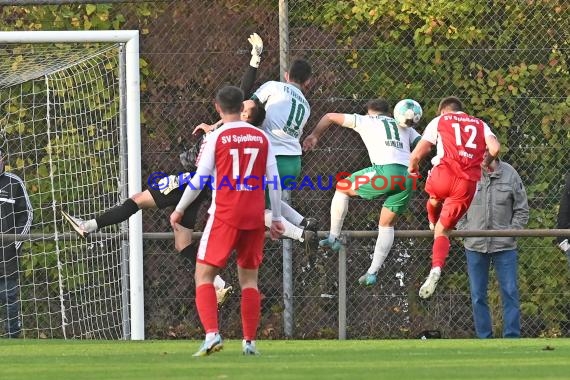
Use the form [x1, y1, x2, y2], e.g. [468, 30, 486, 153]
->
[303, 99, 422, 286]
[252, 59, 317, 242]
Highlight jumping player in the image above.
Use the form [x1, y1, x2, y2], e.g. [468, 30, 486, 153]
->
[408, 96, 500, 299]
[303, 99, 423, 286]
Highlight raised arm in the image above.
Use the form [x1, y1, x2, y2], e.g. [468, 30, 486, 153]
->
[302, 113, 348, 151]
[241, 33, 263, 98]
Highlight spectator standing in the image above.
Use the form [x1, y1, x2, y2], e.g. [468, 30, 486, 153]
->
[0, 150, 33, 338]
[457, 153, 529, 338]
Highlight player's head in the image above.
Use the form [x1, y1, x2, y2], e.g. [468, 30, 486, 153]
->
[438, 96, 463, 114]
[483, 147, 498, 163]
[393, 99, 423, 128]
[366, 98, 390, 116]
[241, 99, 266, 126]
[215, 85, 244, 116]
[285, 59, 312, 87]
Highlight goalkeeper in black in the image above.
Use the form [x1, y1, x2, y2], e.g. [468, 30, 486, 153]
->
[61, 33, 267, 306]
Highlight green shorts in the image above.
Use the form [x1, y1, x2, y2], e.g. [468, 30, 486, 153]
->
[343, 164, 415, 214]
[265, 155, 302, 206]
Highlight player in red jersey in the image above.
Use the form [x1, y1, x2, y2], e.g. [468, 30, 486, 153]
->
[170, 85, 284, 356]
[408, 96, 500, 299]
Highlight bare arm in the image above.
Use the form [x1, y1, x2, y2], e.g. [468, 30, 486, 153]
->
[302, 113, 347, 151]
[408, 139, 433, 174]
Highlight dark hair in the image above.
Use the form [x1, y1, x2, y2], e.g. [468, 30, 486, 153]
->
[249, 100, 266, 127]
[366, 98, 390, 114]
[438, 96, 463, 113]
[288, 59, 312, 84]
[216, 86, 244, 114]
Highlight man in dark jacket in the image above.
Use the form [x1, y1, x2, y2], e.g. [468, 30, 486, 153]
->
[556, 173, 569, 267]
[0, 150, 33, 338]
[457, 153, 529, 338]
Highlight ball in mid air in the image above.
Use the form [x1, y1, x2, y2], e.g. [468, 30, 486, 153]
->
[394, 99, 422, 128]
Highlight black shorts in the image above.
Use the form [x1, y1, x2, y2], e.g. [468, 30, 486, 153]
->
[148, 185, 210, 229]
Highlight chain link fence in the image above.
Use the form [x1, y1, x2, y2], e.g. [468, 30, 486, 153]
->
[1, 0, 568, 339]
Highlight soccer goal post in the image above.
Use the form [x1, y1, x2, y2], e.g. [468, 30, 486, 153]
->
[0, 31, 143, 340]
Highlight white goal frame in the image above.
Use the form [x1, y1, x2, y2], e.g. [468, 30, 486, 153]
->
[0, 30, 144, 340]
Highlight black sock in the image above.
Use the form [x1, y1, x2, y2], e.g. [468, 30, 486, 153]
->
[179, 243, 197, 266]
[95, 198, 140, 229]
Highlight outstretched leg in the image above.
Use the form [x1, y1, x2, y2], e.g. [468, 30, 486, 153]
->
[62, 190, 155, 238]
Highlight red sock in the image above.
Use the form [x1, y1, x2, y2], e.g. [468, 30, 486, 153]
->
[432, 236, 451, 268]
[241, 287, 261, 341]
[426, 199, 442, 224]
[195, 284, 218, 334]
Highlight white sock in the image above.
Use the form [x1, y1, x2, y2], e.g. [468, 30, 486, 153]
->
[559, 239, 569, 252]
[264, 209, 304, 241]
[431, 267, 441, 275]
[83, 219, 98, 233]
[213, 275, 225, 291]
[329, 191, 349, 240]
[206, 332, 218, 341]
[280, 201, 304, 226]
[367, 226, 394, 274]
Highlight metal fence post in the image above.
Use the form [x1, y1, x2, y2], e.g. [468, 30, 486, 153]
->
[279, 0, 294, 339]
[338, 243, 347, 340]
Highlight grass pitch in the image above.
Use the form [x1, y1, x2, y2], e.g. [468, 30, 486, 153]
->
[1, 338, 568, 380]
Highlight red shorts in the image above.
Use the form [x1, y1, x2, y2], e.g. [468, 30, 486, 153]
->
[425, 165, 477, 229]
[197, 215, 265, 269]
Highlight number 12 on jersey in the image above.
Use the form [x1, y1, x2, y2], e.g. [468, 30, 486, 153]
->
[229, 148, 259, 179]
[451, 123, 478, 148]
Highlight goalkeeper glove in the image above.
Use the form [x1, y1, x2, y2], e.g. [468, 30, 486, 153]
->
[158, 173, 190, 195]
[248, 32, 263, 68]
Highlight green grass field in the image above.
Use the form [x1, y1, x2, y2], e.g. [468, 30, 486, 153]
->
[1, 339, 569, 380]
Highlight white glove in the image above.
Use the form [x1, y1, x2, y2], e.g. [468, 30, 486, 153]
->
[158, 173, 190, 195]
[248, 32, 263, 68]
[559, 239, 570, 253]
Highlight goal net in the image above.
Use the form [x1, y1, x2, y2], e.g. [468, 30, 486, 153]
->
[0, 31, 142, 339]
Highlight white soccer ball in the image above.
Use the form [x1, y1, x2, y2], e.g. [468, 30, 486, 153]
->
[394, 99, 423, 128]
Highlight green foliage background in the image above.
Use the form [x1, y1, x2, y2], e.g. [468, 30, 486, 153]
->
[0, 0, 567, 338]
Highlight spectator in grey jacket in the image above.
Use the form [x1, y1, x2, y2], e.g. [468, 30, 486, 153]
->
[0, 150, 33, 338]
[457, 153, 529, 338]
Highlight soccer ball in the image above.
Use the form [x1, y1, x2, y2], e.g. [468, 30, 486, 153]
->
[393, 99, 422, 128]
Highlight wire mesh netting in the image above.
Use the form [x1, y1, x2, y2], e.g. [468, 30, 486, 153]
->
[0, 42, 127, 338]
[0, 0, 568, 339]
